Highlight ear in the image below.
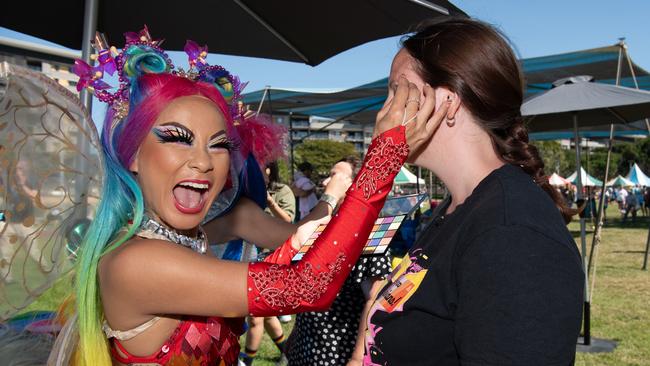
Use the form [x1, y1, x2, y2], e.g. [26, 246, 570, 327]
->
[436, 86, 461, 119]
[129, 152, 139, 174]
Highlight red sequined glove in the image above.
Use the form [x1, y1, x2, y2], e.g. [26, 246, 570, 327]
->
[247, 125, 409, 317]
[262, 237, 297, 265]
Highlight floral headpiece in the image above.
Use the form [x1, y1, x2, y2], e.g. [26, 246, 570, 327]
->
[73, 26, 247, 122]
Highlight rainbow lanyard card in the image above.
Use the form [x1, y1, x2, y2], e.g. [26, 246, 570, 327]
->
[291, 214, 406, 261]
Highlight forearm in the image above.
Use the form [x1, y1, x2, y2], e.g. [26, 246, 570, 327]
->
[350, 297, 374, 364]
[267, 200, 293, 223]
[247, 126, 409, 316]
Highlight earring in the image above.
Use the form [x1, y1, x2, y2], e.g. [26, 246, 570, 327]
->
[446, 116, 455, 127]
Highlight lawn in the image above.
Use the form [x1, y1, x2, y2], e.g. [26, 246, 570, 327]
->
[572, 207, 650, 366]
[15, 206, 650, 365]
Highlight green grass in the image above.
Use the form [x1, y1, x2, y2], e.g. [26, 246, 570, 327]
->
[572, 206, 650, 366]
[17, 206, 650, 366]
[238, 319, 295, 366]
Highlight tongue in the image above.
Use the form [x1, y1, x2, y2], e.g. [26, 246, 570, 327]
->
[173, 186, 202, 209]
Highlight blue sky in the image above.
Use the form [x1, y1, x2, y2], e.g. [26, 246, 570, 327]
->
[1, 0, 648, 108]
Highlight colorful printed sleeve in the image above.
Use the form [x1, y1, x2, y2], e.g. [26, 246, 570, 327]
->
[247, 126, 409, 316]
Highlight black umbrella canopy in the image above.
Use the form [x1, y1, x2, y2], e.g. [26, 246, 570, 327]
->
[2, 0, 465, 66]
[522, 76, 650, 132]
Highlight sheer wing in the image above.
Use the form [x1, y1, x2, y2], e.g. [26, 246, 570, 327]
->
[0, 62, 102, 320]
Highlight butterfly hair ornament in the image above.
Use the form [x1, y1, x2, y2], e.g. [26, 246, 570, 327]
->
[73, 25, 248, 125]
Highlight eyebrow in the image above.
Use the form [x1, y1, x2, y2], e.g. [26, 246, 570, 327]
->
[209, 130, 227, 141]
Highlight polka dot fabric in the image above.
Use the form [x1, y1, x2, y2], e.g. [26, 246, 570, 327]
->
[286, 255, 391, 365]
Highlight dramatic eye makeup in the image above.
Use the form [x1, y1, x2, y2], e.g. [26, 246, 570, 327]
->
[153, 122, 194, 145]
[208, 130, 238, 151]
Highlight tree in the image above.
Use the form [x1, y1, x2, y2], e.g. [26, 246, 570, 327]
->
[585, 147, 621, 180]
[534, 141, 571, 176]
[613, 142, 639, 176]
[634, 137, 650, 173]
[294, 140, 358, 179]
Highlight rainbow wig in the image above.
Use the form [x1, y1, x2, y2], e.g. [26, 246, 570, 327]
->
[71, 72, 238, 366]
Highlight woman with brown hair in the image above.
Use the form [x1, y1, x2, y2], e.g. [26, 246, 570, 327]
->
[355, 18, 584, 365]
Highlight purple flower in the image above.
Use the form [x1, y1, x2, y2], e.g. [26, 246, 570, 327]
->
[72, 59, 111, 92]
[96, 49, 117, 75]
[184, 40, 209, 70]
[124, 25, 153, 43]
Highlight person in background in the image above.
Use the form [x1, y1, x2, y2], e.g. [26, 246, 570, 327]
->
[635, 186, 645, 217]
[618, 186, 629, 214]
[240, 162, 295, 366]
[623, 187, 639, 222]
[286, 156, 392, 366]
[292, 162, 318, 220]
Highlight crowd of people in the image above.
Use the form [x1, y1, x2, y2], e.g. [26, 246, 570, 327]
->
[557, 184, 649, 224]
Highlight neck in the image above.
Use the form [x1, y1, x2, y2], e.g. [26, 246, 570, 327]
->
[418, 116, 505, 214]
[146, 211, 200, 238]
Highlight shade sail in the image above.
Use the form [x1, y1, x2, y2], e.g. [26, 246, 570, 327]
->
[1, 0, 465, 66]
[245, 43, 650, 125]
[521, 76, 650, 132]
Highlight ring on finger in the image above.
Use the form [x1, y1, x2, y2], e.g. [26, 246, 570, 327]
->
[406, 98, 420, 106]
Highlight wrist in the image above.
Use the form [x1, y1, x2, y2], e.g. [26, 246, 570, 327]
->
[320, 193, 339, 210]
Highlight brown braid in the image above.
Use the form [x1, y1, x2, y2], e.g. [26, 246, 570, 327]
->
[488, 120, 577, 223]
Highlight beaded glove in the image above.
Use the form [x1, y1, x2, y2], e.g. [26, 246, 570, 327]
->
[247, 126, 409, 316]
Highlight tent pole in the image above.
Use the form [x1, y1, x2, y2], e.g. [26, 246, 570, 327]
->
[574, 113, 590, 345]
[289, 112, 295, 178]
[620, 40, 650, 270]
[588, 124, 614, 299]
[641, 227, 650, 271]
[620, 41, 650, 133]
[75, 0, 98, 221]
[255, 86, 270, 116]
[80, 0, 98, 113]
[416, 167, 421, 195]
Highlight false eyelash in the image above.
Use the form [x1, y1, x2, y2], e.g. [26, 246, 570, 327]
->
[210, 138, 240, 152]
[153, 126, 194, 144]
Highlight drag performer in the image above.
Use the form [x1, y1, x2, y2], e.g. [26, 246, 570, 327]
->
[31, 27, 450, 366]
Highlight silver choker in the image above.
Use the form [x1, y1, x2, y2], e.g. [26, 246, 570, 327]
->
[136, 216, 208, 254]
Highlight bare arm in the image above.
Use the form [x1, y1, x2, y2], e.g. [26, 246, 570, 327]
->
[266, 192, 293, 223]
[100, 238, 251, 319]
[204, 175, 350, 249]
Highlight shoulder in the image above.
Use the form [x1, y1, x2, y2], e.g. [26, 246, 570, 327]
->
[461, 224, 581, 268]
[275, 183, 293, 196]
[99, 236, 196, 287]
[461, 165, 572, 245]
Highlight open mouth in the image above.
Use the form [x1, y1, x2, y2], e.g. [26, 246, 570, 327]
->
[172, 180, 210, 214]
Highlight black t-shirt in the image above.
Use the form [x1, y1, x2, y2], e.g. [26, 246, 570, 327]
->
[366, 164, 584, 366]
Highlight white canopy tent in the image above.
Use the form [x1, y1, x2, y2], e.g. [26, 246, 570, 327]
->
[394, 166, 425, 185]
[548, 172, 570, 186]
[606, 175, 635, 187]
[567, 167, 603, 187]
[626, 163, 650, 186]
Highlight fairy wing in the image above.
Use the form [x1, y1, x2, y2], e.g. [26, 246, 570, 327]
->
[0, 62, 103, 320]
